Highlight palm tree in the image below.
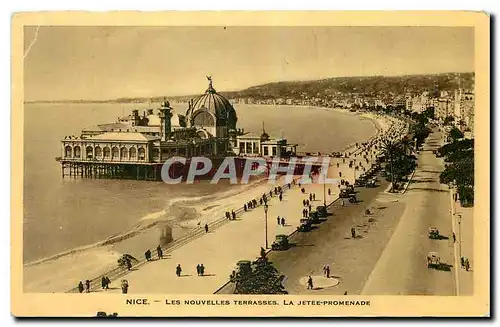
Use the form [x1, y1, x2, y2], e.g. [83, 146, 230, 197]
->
[381, 139, 402, 192]
[401, 136, 411, 156]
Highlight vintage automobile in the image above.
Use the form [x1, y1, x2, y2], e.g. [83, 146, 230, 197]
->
[366, 179, 376, 188]
[340, 189, 351, 198]
[348, 194, 357, 203]
[271, 234, 290, 251]
[316, 205, 327, 218]
[354, 178, 366, 187]
[427, 252, 441, 268]
[309, 210, 321, 223]
[297, 218, 312, 232]
[428, 227, 440, 239]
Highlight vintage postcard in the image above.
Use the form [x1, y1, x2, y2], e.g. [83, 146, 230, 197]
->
[11, 11, 490, 317]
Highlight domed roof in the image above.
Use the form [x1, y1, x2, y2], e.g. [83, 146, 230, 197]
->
[187, 77, 238, 130]
[191, 83, 233, 118]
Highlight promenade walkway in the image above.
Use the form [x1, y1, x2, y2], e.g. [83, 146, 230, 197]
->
[451, 192, 473, 295]
[103, 181, 339, 294]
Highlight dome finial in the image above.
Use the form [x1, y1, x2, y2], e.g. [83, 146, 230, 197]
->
[206, 75, 216, 93]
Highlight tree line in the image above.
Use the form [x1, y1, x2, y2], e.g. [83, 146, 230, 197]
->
[439, 129, 474, 207]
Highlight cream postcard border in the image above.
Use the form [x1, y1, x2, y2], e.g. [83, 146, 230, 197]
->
[11, 11, 490, 317]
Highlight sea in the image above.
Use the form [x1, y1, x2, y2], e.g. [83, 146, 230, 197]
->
[23, 102, 376, 264]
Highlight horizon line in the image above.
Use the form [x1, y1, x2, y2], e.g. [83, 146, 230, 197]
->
[25, 70, 474, 104]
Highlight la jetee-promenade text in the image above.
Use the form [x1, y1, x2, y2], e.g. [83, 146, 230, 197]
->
[157, 299, 371, 306]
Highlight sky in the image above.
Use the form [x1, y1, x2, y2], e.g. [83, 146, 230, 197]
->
[23, 26, 474, 101]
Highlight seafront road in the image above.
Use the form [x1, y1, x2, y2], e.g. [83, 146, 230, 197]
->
[362, 131, 456, 295]
[216, 175, 401, 295]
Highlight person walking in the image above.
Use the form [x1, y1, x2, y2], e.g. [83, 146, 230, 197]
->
[465, 258, 470, 271]
[307, 276, 314, 290]
[196, 264, 201, 276]
[200, 264, 205, 276]
[121, 280, 129, 294]
[85, 279, 91, 293]
[105, 277, 111, 290]
[279, 193, 283, 201]
[328, 188, 331, 196]
[101, 277, 107, 290]
[176, 264, 182, 277]
[326, 265, 330, 278]
[144, 249, 151, 261]
[322, 265, 327, 277]
[461, 257, 465, 268]
[244, 203, 247, 212]
[204, 224, 209, 233]
[78, 281, 84, 293]
[157, 245, 163, 259]
[277, 216, 281, 225]
[281, 217, 285, 226]
[452, 232, 456, 243]
[313, 194, 316, 201]
[232, 210, 236, 220]
[351, 227, 356, 239]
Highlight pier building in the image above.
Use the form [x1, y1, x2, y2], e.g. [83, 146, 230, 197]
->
[57, 77, 299, 180]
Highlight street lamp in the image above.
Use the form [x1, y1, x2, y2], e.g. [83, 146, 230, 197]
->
[457, 214, 462, 260]
[323, 179, 327, 208]
[264, 204, 269, 249]
[321, 166, 327, 208]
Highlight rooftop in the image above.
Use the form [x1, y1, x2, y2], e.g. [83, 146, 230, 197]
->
[87, 132, 159, 142]
[237, 132, 285, 141]
[82, 123, 160, 134]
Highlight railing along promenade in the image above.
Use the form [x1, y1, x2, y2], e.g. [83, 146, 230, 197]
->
[66, 175, 303, 293]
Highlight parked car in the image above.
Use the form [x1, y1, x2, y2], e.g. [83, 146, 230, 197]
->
[271, 234, 290, 251]
[297, 219, 312, 232]
[427, 252, 441, 269]
[428, 227, 440, 239]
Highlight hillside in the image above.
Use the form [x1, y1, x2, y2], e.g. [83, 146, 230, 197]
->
[218, 72, 474, 100]
[26, 72, 474, 104]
